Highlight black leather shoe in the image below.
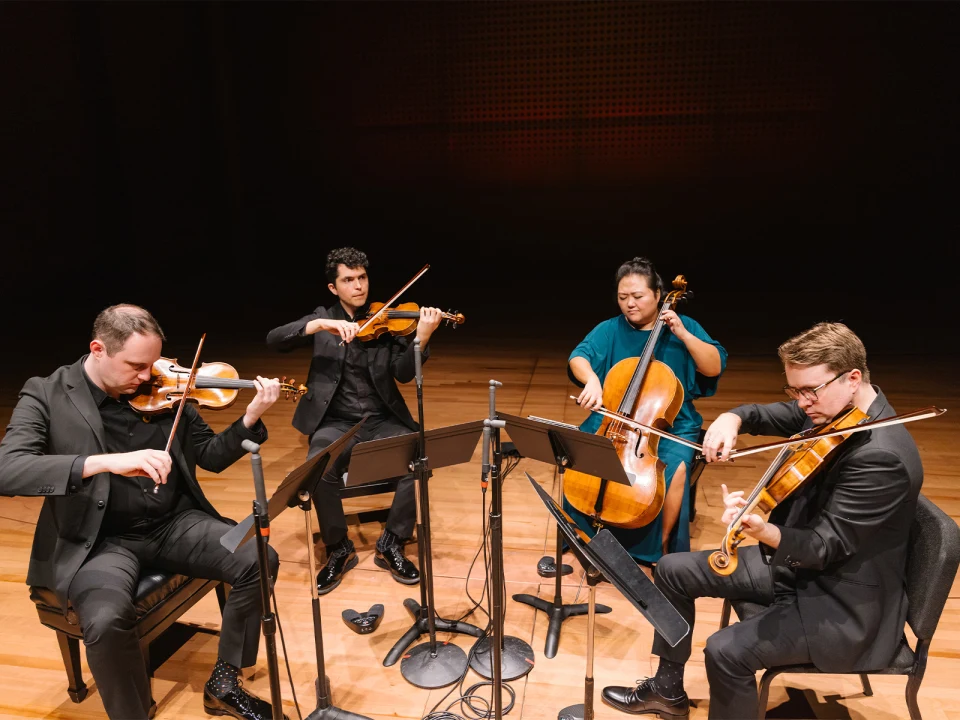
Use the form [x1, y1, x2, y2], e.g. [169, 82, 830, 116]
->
[601, 678, 689, 717]
[203, 682, 288, 720]
[374, 544, 420, 585]
[316, 549, 358, 595]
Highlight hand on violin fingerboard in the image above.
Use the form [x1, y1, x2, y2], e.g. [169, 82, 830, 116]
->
[415, 306, 443, 344]
[243, 376, 281, 428]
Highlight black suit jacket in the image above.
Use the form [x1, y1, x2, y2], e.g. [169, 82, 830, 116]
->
[265, 302, 427, 436]
[731, 387, 922, 672]
[0, 357, 266, 613]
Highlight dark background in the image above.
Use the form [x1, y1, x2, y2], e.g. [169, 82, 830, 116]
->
[2, 1, 958, 376]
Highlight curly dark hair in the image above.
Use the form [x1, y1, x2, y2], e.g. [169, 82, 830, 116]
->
[325, 247, 369, 283]
[92, 304, 166, 355]
[615, 256, 664, 295]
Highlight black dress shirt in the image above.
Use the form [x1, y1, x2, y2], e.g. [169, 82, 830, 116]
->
[78, 369, 195, 537]
[326, 308, 391, 422]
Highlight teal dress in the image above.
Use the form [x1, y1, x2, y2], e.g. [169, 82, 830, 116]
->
[564, 313, 727, 564]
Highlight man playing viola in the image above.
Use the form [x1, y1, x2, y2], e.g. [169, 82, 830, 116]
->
[601, 322, 923, 719]
[266, 247, 443, 594]
[0, 304, 285, 720]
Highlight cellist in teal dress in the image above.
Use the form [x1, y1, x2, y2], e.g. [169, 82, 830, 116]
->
[566, 257, 727, 564]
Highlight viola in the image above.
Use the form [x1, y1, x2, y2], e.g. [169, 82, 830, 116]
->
[563, 275, 692, 529]
[356, 302, 465, 342]
[129, 356, 306, 414]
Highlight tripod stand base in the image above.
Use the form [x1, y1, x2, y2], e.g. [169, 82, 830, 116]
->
[306, 706, 373, 720]
[383, 598, 484, 666]
[400, 641, 469, 689]
[468, 635, 536, 681]
[512, 593, 612, 659]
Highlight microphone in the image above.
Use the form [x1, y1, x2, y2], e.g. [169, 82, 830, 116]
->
[481, 425, 491, 491]
[413, 337, 423, 388]
[242, 439, 270, 541]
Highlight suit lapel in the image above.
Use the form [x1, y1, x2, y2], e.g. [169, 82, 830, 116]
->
[65, 359, 106, 452]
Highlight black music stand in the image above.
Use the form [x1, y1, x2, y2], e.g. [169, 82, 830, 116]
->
[344, 419, 486, 686]
[221, 420, 372, 720]
[525, 473, 690, 720]
[499, 413, 633, 659]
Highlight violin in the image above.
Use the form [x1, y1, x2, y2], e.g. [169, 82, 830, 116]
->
[563, 275, 692, 529]
[129, 356, 306, 414]
[707, 405, 939, 576]
[356, 302, 465, 342]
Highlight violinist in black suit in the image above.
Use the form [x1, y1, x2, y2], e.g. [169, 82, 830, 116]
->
[0, 304, 285, 720]
[601, 322, 923, 720]
[266, 247, 443, 594]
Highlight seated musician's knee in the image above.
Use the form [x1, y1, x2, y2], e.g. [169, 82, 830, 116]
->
[654, 552, 683, 588]
[704, 628, 748, 673]
[78, 596, 138, 647]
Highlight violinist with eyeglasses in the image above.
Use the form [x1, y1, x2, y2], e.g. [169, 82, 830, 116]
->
[600, 322, 925, 720]
[266, 246, 444, 595]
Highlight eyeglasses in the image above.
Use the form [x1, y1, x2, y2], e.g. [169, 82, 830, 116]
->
[783, 370, 849, 402]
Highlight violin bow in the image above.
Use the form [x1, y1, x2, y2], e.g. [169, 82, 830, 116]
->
[155, 333, 206, 492]
[569, 397, 946, 459]
[343, 264, 430, 346]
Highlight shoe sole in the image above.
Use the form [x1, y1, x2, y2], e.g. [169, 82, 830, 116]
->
[317, 555, 359, 596]
[373, 555, 421, 585]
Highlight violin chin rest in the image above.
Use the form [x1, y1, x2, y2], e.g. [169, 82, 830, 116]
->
[341, 603, 384, 634]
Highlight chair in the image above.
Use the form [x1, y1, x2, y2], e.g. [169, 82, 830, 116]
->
[31, 572, 226, 704]
[339, 471, 399, 525]
[718, 493, 960, 720]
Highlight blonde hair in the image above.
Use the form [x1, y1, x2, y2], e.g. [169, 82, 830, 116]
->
[777, 322, 870, 383]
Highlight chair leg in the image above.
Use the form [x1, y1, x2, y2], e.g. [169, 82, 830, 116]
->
[757, 669, 776, 720]
[860, 673, 873, 697]
[905, 675, 922, 719]
[720, 599, 732, 629]
[55, 632, 88, 703]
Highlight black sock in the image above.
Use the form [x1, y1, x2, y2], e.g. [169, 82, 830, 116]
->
[377, 529, 402, 553]
[206, 657, 239, 697]
[654, 658, 685, 698]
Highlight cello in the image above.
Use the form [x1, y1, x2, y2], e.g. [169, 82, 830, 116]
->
[563, 275, 692, 529]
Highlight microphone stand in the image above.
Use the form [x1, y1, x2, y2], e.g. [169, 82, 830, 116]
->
[297, 489, 372, 720]
[241, 440, 284, 720]
[398, 338, 475, 688]
[468, 380, 535, 717]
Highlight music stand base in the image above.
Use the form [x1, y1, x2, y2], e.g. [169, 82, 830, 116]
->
[557, 703, 585, 720]
[468, 636, 536, 681]
[512, 593, 612, 659]
[383, 599, 484, 667]
[400, 641, 469, 689]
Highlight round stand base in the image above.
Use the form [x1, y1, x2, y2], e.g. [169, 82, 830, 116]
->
[400, 641, 468, 689]
[557, 702, 584, 720]
[468, 635, 535, 681]
[305, 705, 373, 720]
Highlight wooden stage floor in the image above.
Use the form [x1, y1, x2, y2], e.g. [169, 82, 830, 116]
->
[0, 337, 957, 719]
